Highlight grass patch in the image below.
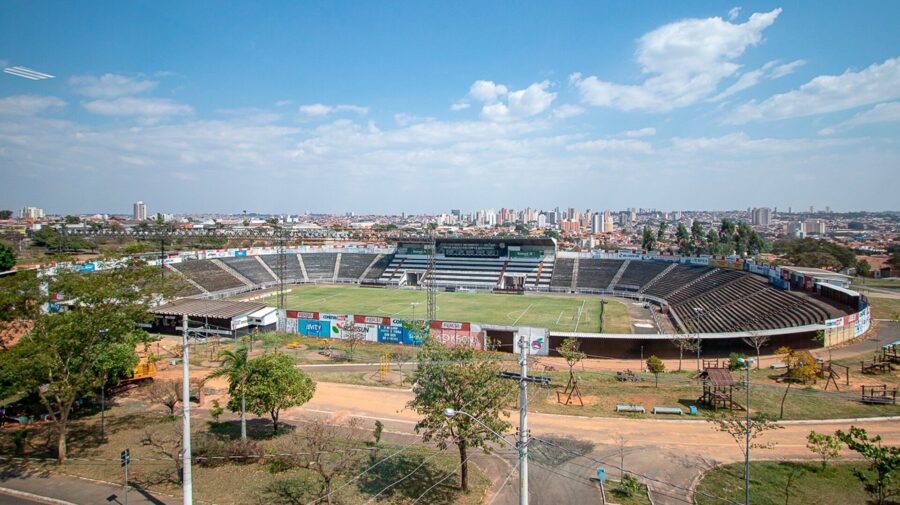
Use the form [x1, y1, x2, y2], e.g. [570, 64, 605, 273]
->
[695, 461, 884, 505]
[605, 479, 652, 505]
[240, 284, 632, 333]
[866, 296, 900, 320]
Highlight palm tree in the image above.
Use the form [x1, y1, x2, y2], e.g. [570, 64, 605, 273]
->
[209, 348, 251, 440]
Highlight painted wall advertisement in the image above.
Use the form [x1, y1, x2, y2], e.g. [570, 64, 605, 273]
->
[285, 310, 485, 349]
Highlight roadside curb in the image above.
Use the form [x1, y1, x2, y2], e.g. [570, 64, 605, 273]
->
[0, 486, 77, 505]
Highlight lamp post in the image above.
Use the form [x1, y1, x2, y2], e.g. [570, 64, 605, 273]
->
[444, 408, 525, 505]
[693, 307, 704, 371]
[737, 357, 755, 505]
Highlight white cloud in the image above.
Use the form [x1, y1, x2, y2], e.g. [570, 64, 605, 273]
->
[394, 113, 433, 126]
[572, 8, 781, 112]
[728, 7, 741, 20]
[69, 74, 158, 98]
[480, 81, 557, 122]
[468, 80, 508, 102]
[567, 138, 653, 153]
[298, 103, 369, 117]
[82, 97, 193, 118]
[770, 59, 805, 79]
[552, 104, 585, 119]
[818, 101, 900, 135]
[450, 101, 470, 111]
[624, 127, 656, 138]
[0, 95, 66, 115]
[670, 132, 856, 155]
[727, 57, 900, 123]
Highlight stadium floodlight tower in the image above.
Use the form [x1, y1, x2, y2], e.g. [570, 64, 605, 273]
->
[426, 226, 437, 322]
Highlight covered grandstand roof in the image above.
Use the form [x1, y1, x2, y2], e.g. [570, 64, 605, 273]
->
[398, 236, 557, 247]
[151, 299, 268, 319]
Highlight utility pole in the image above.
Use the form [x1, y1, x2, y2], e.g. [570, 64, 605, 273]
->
[181, 314, 193, 505]
[518, 333, 529, 505]
[744, 361, 751, 505]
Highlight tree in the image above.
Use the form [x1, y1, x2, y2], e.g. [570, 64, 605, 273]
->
[556, 337, 586, 382]
[742, 332, 770, 370]
[641, 226, 656, 251]
[670, 334, 695, 371]
[0, 243, 15, 272]
[209, 348, 251, 440]
[146, 379, 181, 416]
[64, 215, 80, 225]
[857, 260, 872, 277]
[835, 426, 900, 505]
[690, 220, 706, 253]
[30, 226, 58, 248]
[0, 259, 177, 463]
[646, 355, 665, 387]
[340, 321, 366, 361]
[806, 430, 842, 471]
[706, 412, 783, 481]
[273, 417, 370, 504]
[657, 221, 668, 243]
[706, 229, 720, 255]
[676, 223, 691, 255]
[408, 339, 516, 491]
[0, 210, 12, 220]
[242, 352, 316, 434]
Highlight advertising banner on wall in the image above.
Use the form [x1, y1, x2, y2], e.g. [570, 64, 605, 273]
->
[516, 326, 549, 356]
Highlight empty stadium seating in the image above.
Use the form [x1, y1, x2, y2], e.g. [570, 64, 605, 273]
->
[301, 253, 337, 279]
[550, 258, 575, 288]
[575, 259, 624, 289]
[337, 253, 379, 280]
[221, 256, 276, 284]
[613, 260, 671, 292]
[171, 260, 246, 292]
[259, 253, 303, 281]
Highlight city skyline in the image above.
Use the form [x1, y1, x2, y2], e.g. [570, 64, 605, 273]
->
[2, 2, 899, 214]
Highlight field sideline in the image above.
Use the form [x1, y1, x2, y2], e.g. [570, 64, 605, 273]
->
[243, 284, 633, 333]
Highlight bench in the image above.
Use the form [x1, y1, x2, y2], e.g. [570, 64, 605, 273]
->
[770, 363, 788, 369]
[615, 405, 645, 413]
[652, 407, 683, 415]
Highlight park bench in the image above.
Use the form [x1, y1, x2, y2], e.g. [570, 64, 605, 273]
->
[615, 405, 645, 413]
[652, 407, 683, 415]
[769, 363, 787, 370]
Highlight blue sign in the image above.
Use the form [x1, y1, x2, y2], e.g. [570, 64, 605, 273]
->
[596, 467, 605, 483]
[298, 320, 331, 338]
[377, 325, 405, 344]
[80, 263, 96, 272]
[235, 250, 248, 257]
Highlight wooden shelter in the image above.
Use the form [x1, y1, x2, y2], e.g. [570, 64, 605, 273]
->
[861, 385, 897, 405]
[697, 368, 742, 410]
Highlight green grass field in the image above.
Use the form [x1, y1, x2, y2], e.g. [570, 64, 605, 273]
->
[254, 284, 632, 333]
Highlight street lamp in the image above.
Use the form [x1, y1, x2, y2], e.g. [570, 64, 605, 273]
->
[444, 409, 525, 505]
[737, 357, 755, 505]
[693, 307, 704, 371]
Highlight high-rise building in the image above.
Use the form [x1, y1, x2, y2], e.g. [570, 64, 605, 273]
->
[751, 207, 771, 226]
[591, 213, 603, 234]
[561, 219, 579, 233]
[19, 206, 44, 219]
[133, 201, 148, 222]
[804, 219, 826, 235]
[537, 213, 546, 228]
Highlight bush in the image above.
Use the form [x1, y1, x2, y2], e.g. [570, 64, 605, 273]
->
[728, 353, 749, 370]
[264, 476, 321, 504]
[614, 473, 643, 498]
[227, 438, 262, 465]
[192, 435, 261, 467]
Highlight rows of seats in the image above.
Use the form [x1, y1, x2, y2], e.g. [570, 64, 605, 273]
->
[641, 264, 713, 298]
[550, 258, 575, 288]
[363, 254, 394, 280]
[302, 253, 337, 279]
[337, 253, 379, 280]
[613, 261, 671, 292]
[171, 260, 245, 292]
[665, 269, 745, 305]
[376, 255, 552, 288]
[259, 254, 303, 282]
[221, 256, 276, 284]
[575, 259, 624, 289]
[506, 258, 554, 288]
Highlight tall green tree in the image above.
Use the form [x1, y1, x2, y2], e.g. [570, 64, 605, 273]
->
[657, 221, 668, 243]
[641, 226, 656, 251]
[0, 210, 13, 220]
[242, 352, 316, 434]
[408, 340, 516, 491]
[646, 355, 665, 387]
[676, 223, 691, 255]
[209, 348, 252, 440]
[690, 220, 706, 254]
[0, 259, 177, 463]
[0, 243, 15, 272]
[836, 426, 900, 505]
[706, 229, 721, 255]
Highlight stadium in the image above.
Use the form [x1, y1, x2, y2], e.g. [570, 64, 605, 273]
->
[140, 236, 870, 358]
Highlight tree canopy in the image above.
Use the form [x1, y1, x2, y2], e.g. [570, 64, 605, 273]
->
[408, 339, 515, 491]
[0, 243, 15, 272]
[773, 237, 857, 270]
[242, 352, 316, 434]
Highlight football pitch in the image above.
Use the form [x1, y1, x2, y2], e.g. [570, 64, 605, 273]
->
[256, 284, 632, 333]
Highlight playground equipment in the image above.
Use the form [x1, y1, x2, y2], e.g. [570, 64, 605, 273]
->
[860, 354, 893, 374]
[816, 360, 849, 391]
[696, 368, 743, 410]
[860, 384, 897, 405]
[379, 352, 390, 383]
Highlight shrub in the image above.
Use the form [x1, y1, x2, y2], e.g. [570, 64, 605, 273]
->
[728, 352, 749, 370]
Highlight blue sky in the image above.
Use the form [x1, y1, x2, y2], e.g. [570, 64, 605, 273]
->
[1, 1, 898, 215]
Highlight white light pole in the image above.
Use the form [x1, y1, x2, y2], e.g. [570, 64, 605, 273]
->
[738, 357, 755, 505]
[181, 314, 193, 505]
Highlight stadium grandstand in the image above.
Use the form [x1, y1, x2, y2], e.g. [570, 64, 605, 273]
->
[85, 236, 865, 357]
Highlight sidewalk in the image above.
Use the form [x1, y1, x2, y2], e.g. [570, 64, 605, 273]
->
[0, 473, 179, 505]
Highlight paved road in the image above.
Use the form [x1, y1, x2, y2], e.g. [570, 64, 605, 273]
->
[0, 472, 177, 505]
[0, 490, 46, 505]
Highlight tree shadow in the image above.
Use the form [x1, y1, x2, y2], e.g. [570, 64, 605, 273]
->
[207, 418, 294, 440]
[359, 452, 465, 504]
[529, 436, 595, 466]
